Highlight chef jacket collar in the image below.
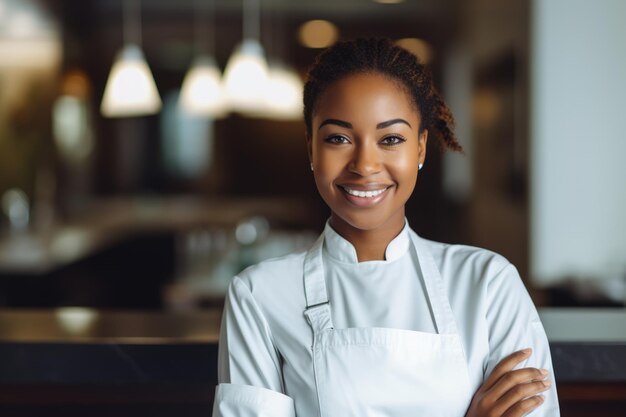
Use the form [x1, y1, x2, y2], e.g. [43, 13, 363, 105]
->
[322, 219, 410, 264]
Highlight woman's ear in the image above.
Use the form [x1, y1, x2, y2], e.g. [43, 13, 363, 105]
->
[418, 129, 428, 165]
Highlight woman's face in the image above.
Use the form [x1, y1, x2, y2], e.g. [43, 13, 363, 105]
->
[308, 72, 427, 233]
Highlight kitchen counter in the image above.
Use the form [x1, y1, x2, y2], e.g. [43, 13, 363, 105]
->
[0, 307, 624, 383]
[0, 309, 221, 385]
[0, 308, 624, 416]
[539, 308, 626, 382]
[0, 308, 223, 416]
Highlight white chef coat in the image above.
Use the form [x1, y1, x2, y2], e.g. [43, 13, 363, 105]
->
[214, 221, 560, 417]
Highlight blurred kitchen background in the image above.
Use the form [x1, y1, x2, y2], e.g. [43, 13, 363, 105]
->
[0, 0, 625, 415]
[1, 0, 622, 310]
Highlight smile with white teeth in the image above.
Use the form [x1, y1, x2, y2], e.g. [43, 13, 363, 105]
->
[342, 186, 388, 198]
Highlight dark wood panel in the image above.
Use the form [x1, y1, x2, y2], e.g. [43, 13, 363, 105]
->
[0, 382, 625, 417]
[558, 382, 626, 401]
[0, 383, 214, 404]
[558, 382, 626, 417]
[0, 384, 214, 417]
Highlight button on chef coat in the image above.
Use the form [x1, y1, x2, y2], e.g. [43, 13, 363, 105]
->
[214, 221, 560, 417]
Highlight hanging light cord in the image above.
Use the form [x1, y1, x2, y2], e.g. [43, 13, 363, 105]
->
[195, 0, 216, 55]
[243, 0, 261, 41]
[123, 0, 142, 46]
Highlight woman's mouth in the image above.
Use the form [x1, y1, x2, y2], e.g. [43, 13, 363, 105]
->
[338, 185, 392, 207]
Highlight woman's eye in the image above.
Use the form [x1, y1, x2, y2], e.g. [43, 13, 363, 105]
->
[325, 135, 350, 144]
[380, 135, 406, 146]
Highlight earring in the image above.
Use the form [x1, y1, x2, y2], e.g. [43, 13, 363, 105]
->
[418, 163, 424, 171]
[310, 162, 314, 172]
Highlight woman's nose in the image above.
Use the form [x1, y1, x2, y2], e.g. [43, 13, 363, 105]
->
[348, 143, 382, 176]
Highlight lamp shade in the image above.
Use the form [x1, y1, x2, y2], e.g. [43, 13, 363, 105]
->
[262, 64, 303, 120]
[179, 55, 225, 117]
[100, 44, 162, 117]
[222, 39, 269, 113]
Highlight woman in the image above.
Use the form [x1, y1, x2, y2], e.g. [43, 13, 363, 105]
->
[213, 38, 559, 417]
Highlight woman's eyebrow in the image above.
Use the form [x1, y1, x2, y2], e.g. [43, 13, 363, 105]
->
[376, 118, 412, 129]
[317, 118, 411, 130]
[318, 119, 352, 130]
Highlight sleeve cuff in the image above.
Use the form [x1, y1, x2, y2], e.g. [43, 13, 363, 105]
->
[213, 383, 296, 417]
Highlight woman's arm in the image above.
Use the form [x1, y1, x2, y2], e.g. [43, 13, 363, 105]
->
[466, 349, 551, 417]
[475, 263, 560, 416]
[213, 276, 296, 417]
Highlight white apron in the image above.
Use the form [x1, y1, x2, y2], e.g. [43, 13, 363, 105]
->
[303, 232, 473, 417]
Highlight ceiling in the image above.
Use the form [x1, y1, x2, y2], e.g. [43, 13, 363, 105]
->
[91, 0, 458, 19]
[50, 0, 463, 92]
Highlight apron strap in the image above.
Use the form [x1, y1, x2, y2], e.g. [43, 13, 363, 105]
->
[304, 303, 334, 333]
[303, 234, 334, 333]
[410, 233, 459, 335]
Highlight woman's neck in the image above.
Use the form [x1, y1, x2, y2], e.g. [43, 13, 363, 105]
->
[329, 212, 406, 262]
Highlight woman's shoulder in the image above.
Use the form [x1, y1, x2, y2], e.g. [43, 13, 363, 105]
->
[227, 251, 309, 333]
[415, 235, 530, 317]
[413, 232, 513, 283]
[235, 250, 308, 294]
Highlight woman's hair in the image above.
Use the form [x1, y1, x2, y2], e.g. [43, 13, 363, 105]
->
[303, 38, 462, 152]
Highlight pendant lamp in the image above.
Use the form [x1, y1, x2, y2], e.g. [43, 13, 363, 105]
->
[180, 0, 225, 117]
[263, 63, 303, 120]
[100, 0, 161, 117]
[222, 0, 269, 114]
[251, 8, 302, 120]
[180, 56, 225, 116]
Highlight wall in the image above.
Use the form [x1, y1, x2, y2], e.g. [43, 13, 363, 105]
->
[530, 0, 626, 287]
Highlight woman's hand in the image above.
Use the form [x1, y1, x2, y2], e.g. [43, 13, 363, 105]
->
[465, 348, 551, 417]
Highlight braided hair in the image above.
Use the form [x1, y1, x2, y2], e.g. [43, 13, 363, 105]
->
[303, 38, 462, 152]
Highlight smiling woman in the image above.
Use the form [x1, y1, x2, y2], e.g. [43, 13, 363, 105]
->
[212, 39, 560, 417]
